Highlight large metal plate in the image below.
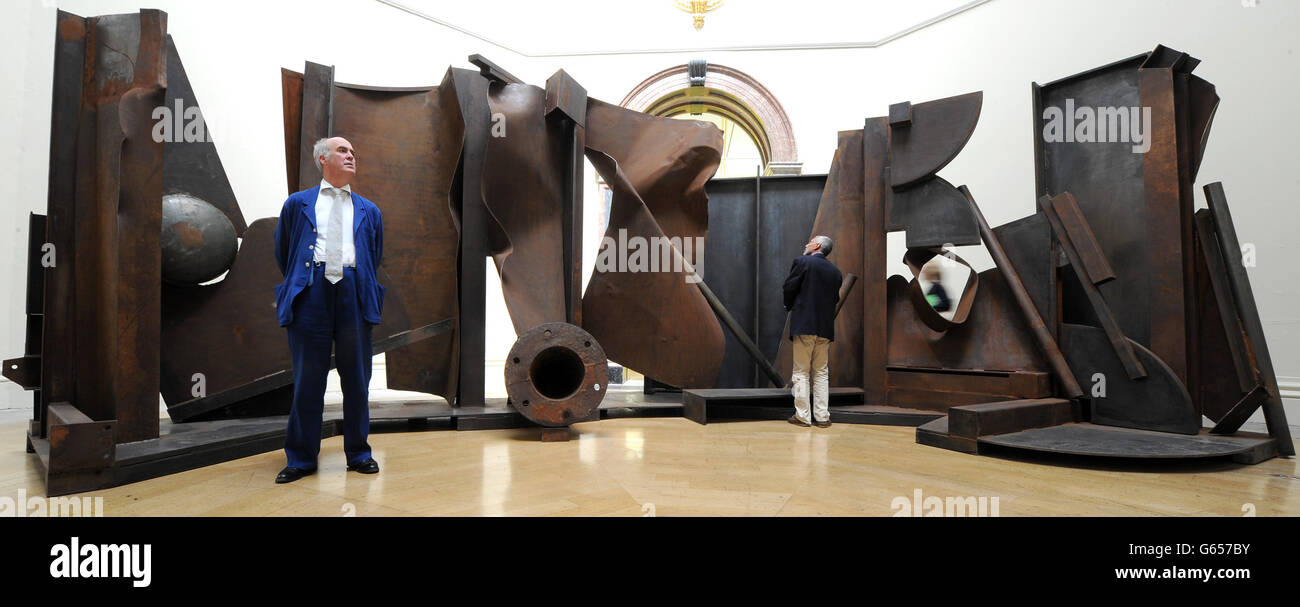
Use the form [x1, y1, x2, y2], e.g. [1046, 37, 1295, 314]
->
[1059, 323, 1198, 435]
[886, 271, 1049, 373]
[1035, 48, 1191, 383]
[159, 218, 422, 421]
[161, 35, 245, 235]
[581, 100, 725, 388]
[327, 73, 464, 402]
[888, 91, 982, 189]
[991, 213, 1056, 334]
[775, 133, 867, 389]
[980, 423, 1272, 459]
[702, 174, 824, 388]
[482, 82, 568, 332]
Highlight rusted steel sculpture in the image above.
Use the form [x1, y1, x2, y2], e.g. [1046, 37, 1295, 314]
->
[0, 10, 168, 495]
[1198, 183, 1291, 447]
[770, 91, 1059, 410]
[701, 174, 824, 388]
[10, 10, 458, 494]
[433, 58, 727, 418]
[914, 44, 1291, 460]
[281, 63, 464, 405]
[581, 99, 726, 389]
[14, 10, 1290, 497]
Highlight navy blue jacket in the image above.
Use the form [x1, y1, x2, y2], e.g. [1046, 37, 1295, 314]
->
[273, 186, 385, 327]
[783, 252, 842, 341]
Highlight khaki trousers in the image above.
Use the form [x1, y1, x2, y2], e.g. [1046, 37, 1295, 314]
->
[791, 334, 830, 424]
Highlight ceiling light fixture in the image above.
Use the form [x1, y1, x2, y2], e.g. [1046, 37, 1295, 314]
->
[674, 1, 725, 31]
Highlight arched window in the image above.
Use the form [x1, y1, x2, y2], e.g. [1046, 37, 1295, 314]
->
[621, 61, 800, 176]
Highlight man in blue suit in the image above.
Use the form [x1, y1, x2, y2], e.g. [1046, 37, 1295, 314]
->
[273, 136, 385, 484]
[782, 235, 842, 429]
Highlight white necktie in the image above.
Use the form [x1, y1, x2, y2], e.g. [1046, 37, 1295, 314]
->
[325, 189, 344, 284]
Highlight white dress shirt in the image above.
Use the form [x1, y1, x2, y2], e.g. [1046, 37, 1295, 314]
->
[313, 179, 356, 266]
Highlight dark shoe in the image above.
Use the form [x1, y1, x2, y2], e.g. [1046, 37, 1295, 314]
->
[813, 419, 832, 428]
[787, 416, 811, 427]
[275, 467, 315, 484]
[347, 458, 380, 474]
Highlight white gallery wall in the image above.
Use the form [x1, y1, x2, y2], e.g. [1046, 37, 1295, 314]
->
[1, 0, 1296, 424]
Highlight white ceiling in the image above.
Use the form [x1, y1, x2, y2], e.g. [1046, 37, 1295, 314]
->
[377, 0, 989, 57]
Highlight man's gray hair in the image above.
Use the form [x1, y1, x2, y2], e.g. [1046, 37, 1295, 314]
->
[313, 138, 331, 172]
[813, 235, 833, 256]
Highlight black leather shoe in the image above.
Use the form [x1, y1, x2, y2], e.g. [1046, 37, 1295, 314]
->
[275, 467, 315, 484]
[347, 458, 380, 474]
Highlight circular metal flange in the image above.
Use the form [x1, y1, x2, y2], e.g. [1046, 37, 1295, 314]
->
[505, 322, 609, 427]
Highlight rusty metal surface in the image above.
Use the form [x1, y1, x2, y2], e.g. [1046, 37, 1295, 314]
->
[889, 176, 981, 248]
[160, 193, 238, 285]
[280, 69, 303, 195]
[11, 8, 170, 454]
[585, 98, 718, 245]
[885, 369, 1052, 412]
[967, 191, 1081, 399]
[55, 10, 169, 443]
[580, 99, 725, 388]
[293, 62, 333, 192]
[505, 322, 608, 427]
[947, 398, 1073, 439]
[325, 71, 464, 402]
[545, 69, 587, 125]
[775, 133, 869, 389]
[1034, 46, 1193, 385]
[159, 218, 419, 421]
[545, 70, 588, 325]
[1193, 211, 1252, 423]
[1193, 209, 1256, 401]
[582, 148, 724, 388]
[885, 270, 1049, 375]
[1202, 183, 1293, 452]
[447, 67, 494, 406]
[161, 35, 246, 235]
[1059, 323, 1198, 435]
[703, 174, 824, 388]
[159, 64, 464, 419]
[701, 177, 760, 387]
[989, 212, 1056, 335]
[39, 11, 87, 439]
[482, 81, 568, 332]
[977, 422, 1273, 460]
[786, 93, 984, 403]
[1048, 192, 1115, 284]
[1186, 75, 1219, 181]
[1211, 385, 1268, 436]
[888, 92, 982, 189]
[860, 120, 889, 403]
[1138, 66, 1190, 385]
[693, 271, 784, 389]
[1039, 193, 1146, 380]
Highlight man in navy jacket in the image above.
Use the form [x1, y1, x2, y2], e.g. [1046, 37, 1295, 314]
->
[782, 235, 842, 428]
[272, 136, 385, 484]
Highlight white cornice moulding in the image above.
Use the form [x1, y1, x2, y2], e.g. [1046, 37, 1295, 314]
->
[373, 0, 993, 58]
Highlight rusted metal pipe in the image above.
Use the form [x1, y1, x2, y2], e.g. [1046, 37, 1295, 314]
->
[505, 322, 608, 427]
[685, 262, 786, 389]
[961, 186, 1084, 399]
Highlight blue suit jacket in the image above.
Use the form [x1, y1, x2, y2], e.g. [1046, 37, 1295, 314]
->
[783, 252, 842, 341]
[273, 186, 385, 327]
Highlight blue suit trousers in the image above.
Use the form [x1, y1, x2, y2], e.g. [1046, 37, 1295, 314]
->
[284, 264, 374, 470]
